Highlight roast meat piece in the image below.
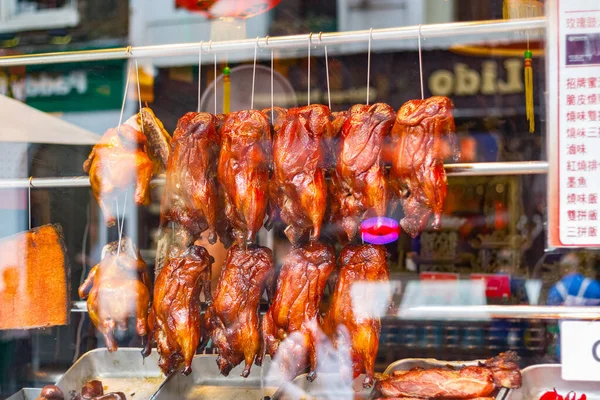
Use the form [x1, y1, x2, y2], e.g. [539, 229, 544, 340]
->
[218, 110, 272, 245]
[389, 96, 456, 237]
[159, 112, 221, 245]
[375, 352, 522, 399]
[83, 116, 153, 227]
[78, 238, 151, 352]
[205, 245, 275, 377]
[37, 385, 64, 400]
[262, 241, 336, 380]
[329, 104, 395, 241]
[139, 107, 171, 172]
[324, 244, 389, 388]
[143, 245, 214, 375]
[270, 105, 334, 244]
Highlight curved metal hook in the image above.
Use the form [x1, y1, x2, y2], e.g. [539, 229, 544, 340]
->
[208, 40, 213, 51]
[318, 32, 323, 43]
[308, 32, 314, 45]
[265, 35, 270, 47]
[125, 45, 132, 57]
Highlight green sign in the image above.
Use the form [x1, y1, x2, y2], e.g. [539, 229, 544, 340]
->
[24, 59, 125, 112]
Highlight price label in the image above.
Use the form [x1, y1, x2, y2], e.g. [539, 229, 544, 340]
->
[420, 272, 459, 281]
[561, 320, 600, 381]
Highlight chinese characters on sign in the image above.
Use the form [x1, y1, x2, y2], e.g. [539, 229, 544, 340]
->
[548, 0, 600, 246]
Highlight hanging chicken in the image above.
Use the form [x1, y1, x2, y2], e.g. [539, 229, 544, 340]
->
[262, 241, 335, 380]
[270, 105, 335, 244]
[324, 244, 390, 388]
[329, 103, 396, 241]
[78, 238, 152, 352]
[218, 110, 272, 246]
[389, 96, 456, 237]
[205, 245, 274, 377]
[143, 245, 214, 376]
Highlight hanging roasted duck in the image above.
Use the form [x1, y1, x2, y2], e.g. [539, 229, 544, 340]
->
[78, 237, 151, 352]
[262, 241, 335, 380]
[329, 103, 396, 241]
[205, 245, 274, 377]
[270, 105, 335, 244]
[143, 245, 213, 375]
[324, 244, 390, 388]
[218, 110, 272, 246]
[389, 96, 456, 237]
[83, 109, 170, 227]
[159, 112, 221, 245]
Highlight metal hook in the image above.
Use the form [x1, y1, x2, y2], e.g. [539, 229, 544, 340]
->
[198, 41, 203, 113]
[125, 45, 132, 57]
[321, 32, 331, 110]
[318, 32, 323, 43]
[28, 176, 33, 229]
[307, 33, 312, 105]
[366, 28, 373, 105]
[265, 35, 270, 47]
[256, 36, 260, 49]
[251, 36, 259, 109]
[309, 32, 313, 45]
[418, 24, 424, 100]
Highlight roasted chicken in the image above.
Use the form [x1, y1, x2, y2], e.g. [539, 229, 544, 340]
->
[262, 241, 336, 380]
[160, 112, 221, 245]
[330, 103, 395, 241]
[205, 245, 274, 377]
[389, 96, 456, 237]
[143, 245, 214, 376]
[375, 352, 522, 399]
[78, 237, 151, 352]
[270, 105, 334, 244]
[324, 244, 389, 388]
[83, 116, 154, 227]
[218, 110, 272, 245]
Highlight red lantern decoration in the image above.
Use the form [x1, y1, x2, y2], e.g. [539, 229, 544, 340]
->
[175, 0, 282, 19]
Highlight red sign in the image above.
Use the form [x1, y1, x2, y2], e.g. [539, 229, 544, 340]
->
[175, 0, 282, 19]
[471, 274, 511, 299]
[420, 272, 459, 281]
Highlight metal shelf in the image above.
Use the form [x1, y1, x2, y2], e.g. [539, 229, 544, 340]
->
[0, 161, 548, 189]
[0, 17, 546, 67]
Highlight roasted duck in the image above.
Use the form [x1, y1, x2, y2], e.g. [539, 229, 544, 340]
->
[389, 96, 456, 237]
[270, 105, 335, 244]
[159, 112, 221, 245]
[83, 116, 154, 227]
[376, 352, 522, 399]
[139, 107, 171, 172]
[39, 380, 128, 400]
[143, 245, 214, 375]
[78, 237, 151, 352]
[324, 244, 389, 388]
[218, 110, 272, 245]
[205, 245, 275, 377]
[262, 241, 336, 380]
[330, 104, 395, 241]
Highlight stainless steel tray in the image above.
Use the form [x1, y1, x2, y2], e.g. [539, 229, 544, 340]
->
[56, 348, 165, 399]
[504, 364, 600, 400]
[152, 355, 280, 400]
[5, 388, 41, 400]
[273, 373, 373, 400]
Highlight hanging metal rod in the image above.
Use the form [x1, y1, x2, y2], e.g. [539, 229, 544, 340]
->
[0, 17, 546, 67]
[0, 162, 548, 189]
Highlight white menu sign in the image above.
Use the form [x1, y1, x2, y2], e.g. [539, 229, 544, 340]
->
[561, 321, 600, 381]
[548, 0, 600, 247]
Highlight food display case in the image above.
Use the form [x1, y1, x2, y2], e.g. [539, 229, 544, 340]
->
[1, 0, 600, 399]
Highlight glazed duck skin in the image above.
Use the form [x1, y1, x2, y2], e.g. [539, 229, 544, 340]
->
[330, 103, 395, 241]
[324, 244, 390, 388]
[218, 110, 272, 245]
[143, 245, 213, 375]
[389, 96, 456, 238]
[262, 241, 336, 380]
[160, 112, 221, 245]
[270, 105, 334, 244]
[205, 245, 275, 377]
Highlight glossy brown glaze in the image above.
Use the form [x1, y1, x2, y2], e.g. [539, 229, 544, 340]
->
[329, 103, 395, 241]
[262, 241, 335, 380]
[218, 110, 272, 245]
[160, 112, 221, 245]
[78, 238, 151, 352]
[324, 244, 389, 388]
[205, 245, 275, 377]
[270, 105, 335, 244]
[143, 245, 214, 375]
[83, 116, 153, 227]
[389, 96, 456, 237]
[37, 385, 65, 400]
